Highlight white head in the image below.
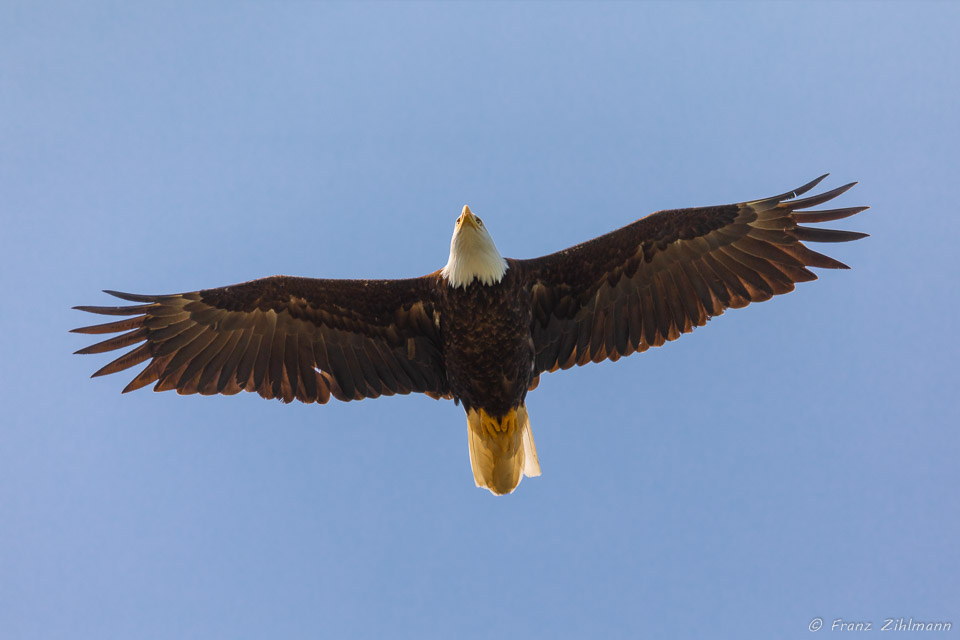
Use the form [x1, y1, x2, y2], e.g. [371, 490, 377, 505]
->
[440, 205, 508, 288]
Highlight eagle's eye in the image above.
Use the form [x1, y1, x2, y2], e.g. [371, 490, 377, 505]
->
[476, 218, 483, 226]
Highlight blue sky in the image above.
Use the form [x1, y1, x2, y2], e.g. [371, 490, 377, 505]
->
[2, 2, 958, 638]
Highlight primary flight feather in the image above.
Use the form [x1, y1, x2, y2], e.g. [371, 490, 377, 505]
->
[73, 175, 867, 495]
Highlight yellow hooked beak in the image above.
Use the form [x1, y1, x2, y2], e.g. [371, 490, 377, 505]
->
[459, 205, 481, 230]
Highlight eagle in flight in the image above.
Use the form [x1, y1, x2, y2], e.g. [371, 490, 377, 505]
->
[74, 175, 867, 495]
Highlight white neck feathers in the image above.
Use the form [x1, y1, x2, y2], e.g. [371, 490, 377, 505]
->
[441, 215, 508, 289]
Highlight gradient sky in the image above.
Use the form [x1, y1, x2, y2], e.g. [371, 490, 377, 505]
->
[3, 2, 958, 639]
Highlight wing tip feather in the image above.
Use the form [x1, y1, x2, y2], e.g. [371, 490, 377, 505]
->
[785, 173, 830, 200]
[103, 290, 158, 302]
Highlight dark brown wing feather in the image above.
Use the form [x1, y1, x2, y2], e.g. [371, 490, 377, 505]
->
[73, 275, 450, 404]
[519, 175, 868, 374]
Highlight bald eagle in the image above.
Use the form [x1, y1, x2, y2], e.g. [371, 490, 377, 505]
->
[73, 175, 867, 495]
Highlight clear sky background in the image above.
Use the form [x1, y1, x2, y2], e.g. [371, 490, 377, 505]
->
[2, 2, 958, 639]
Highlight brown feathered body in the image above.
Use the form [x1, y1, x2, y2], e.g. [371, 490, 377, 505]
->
[73, 175, 867, 495]
[439, 270, 534, 416]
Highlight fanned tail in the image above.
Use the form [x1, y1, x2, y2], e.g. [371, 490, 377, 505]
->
[466, 405, 541, 495]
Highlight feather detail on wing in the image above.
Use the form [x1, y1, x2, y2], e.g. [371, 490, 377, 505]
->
[72, 275, 450, 403]
[520, 175, 868, 373]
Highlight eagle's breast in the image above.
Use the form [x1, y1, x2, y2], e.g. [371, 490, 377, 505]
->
[438, 267, 533, 417]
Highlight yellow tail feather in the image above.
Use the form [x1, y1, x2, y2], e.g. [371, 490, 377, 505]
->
[466, 405, 541, 495]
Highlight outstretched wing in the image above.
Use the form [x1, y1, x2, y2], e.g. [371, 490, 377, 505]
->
[72, 275, 449, 404]
[520, 175, 868, 374]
